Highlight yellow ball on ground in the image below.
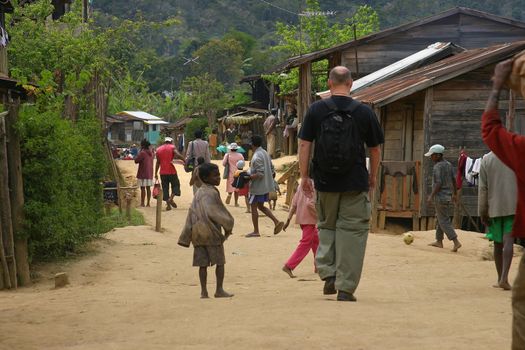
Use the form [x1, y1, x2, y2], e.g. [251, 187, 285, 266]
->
[403, 233, 414, 245]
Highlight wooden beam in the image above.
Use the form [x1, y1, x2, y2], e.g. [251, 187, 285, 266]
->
[277, 161, 298, 184]
[0, 113, 16, 288]
[298, 62, 312, 124]
[421, 88, 433, 217]
[6, 100, 31, 286]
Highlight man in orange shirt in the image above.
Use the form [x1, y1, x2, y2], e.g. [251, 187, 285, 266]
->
[155, 137, 185, 210]
[208, 129, 218, 159]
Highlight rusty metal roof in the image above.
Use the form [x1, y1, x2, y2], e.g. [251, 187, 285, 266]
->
[351, 41, 525, 107]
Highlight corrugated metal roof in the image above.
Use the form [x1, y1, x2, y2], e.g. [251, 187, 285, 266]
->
[317, 42, 463, 98]
[351, 41, 525, 107]
[144, 120, 170, 125]
[117, 111, 163, 121]
[276, 7, 525, 71]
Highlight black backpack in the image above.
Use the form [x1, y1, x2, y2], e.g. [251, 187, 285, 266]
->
[313, 98, 363, 174]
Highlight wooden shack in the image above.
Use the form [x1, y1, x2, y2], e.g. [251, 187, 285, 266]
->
[277, 7, 525, 124]
[350, 41, 525, 230]
[107, 111, 169, 145]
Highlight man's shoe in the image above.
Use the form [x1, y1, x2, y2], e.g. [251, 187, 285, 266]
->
[323, 277, 336, 295]
[337, 290, 357, 302]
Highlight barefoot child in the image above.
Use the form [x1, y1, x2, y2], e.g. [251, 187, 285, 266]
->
[178, 163, 234, 298]
[282, 178, 319, 278]
[233, 160, 251, 213]
[189, 157, 205, 195]
[425, 144, 462, 252]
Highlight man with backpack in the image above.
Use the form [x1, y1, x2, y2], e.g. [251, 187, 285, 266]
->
[298, 66, 384, 302]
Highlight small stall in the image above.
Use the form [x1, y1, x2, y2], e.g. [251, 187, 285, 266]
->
[218, 109, 265, 158]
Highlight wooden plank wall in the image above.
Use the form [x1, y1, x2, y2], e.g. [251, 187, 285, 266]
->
[379, 94, 425, 211]
[381, 93, 425, 162]
[421, 64, 525, 217]
[341, 13, 525, 78]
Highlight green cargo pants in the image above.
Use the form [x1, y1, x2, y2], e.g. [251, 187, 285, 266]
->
[315, 191, 371, 294]
[513, 253, 525, 349]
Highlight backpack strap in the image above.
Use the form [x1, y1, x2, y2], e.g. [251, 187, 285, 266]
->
[323, 97, 361, 114]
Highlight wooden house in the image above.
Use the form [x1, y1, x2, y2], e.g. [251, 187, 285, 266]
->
[276, 7, 525, 123]
[107, 111, 169, 146]
[349, 41, 525, 230]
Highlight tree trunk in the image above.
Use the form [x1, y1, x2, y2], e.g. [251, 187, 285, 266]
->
[0, 112, 17, 288]
[6, 101, 31, 286]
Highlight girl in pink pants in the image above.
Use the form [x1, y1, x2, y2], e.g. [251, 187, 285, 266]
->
[282, 179, 319, 278]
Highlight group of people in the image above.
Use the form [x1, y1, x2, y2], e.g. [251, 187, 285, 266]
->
[178, 66, 384, 302]
[137, 62, 525, 347]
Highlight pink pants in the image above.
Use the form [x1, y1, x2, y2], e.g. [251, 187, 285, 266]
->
[285, 224, 319, 270]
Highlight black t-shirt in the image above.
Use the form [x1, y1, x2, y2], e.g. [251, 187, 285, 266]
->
[299, 96, 384, 192]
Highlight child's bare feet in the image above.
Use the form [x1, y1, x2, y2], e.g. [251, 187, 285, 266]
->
[214, 289, 234, 298]
[499, 281, 512, 290]
[282, 265, 295, 278]
[428, 241, 443, 248]
[201, 292, 209, 299]
[225, 194, 232, 205]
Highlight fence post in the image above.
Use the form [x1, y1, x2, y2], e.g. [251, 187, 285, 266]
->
[156, 190, 163, 232]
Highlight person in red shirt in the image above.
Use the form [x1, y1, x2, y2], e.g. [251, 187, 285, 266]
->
[481, 58, 525, 349]
[155, 137, 185, 210]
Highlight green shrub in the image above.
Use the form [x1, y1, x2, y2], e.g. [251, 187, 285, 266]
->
[184, 117, 208, 140]
[18, 104, 107, 260]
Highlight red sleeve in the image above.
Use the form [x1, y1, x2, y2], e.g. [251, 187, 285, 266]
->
[481, 109, 525, 173]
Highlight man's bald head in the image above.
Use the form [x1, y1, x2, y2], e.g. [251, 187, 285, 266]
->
[329, 66, 352, 86]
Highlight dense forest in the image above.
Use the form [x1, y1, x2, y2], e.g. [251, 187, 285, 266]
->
[92, 0, 525, 93]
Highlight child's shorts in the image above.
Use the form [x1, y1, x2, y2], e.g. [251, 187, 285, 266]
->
[193, 245, 225, 267]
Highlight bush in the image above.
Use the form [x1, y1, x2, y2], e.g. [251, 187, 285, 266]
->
[18, 104, 107, 260]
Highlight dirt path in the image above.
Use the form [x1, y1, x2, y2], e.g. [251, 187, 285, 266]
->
[0, 158, 519, 350]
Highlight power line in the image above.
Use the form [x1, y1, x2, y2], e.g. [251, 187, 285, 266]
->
[255, 0, 299, 16]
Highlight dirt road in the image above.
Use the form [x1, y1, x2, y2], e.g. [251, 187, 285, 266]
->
[0, 157, 519, 350]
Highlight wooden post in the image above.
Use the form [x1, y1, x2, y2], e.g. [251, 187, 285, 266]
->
[104, 202, 112, 216]
[453, 189, 463, 229]
[297, 62, 312, 124]
[6, 102, 31, 286]
[155, 190, 163, 232]
[0, 113, 16, 288]
[0, 225, 10, 289]
[125, 191, 132, 222]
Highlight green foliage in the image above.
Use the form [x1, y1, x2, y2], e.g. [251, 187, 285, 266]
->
[265, 2, 379, 95]
[182, 73, 226, 125]
[192, 38, 244, 87]
[7, 1, 113, 260]
[184, 117, 209, 140]
[18, 103, 107, 260]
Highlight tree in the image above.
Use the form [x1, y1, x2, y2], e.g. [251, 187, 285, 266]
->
[182, 73, 227, 127]
[192, 38, 244, 87]
[264, 2, 380, 95]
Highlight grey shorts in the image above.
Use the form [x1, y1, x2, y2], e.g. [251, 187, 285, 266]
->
[193, 245, 225, 267]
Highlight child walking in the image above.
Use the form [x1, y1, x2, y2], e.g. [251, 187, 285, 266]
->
[232, 159, 251, 213]
[282, 178, 319, 278]
[178, 163, 234, 298]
